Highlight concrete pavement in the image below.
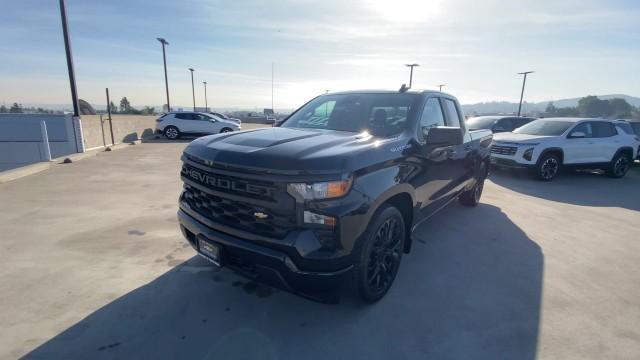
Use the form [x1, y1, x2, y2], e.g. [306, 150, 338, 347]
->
[0, 138, 639, 359]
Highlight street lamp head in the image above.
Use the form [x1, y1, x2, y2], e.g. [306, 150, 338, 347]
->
[203, 81, 207, 85]
[405, 63, 420, 67]
[188, 68, 194, 72]
[518, 71, 534, 75]
[156, 37, 169, 45]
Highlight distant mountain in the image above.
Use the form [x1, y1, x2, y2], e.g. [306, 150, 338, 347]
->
[461, 94, 640, 116]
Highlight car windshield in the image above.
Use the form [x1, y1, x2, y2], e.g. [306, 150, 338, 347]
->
[513, 120, 573, 136]
[466, 116, 499, 130]
[280, 93, 418, 137]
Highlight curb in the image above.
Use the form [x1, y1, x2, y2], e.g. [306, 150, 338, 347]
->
[0, 139, 146, 183]
[0, 162, 52, 184]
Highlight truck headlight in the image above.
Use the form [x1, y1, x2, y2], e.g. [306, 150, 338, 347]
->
[287, 179, 352, 200]
[523, 148, 534, 161]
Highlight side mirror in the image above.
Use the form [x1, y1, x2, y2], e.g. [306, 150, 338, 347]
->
[569, 131, 585, 139]
[424, 126, 463, 146]
[210, 119, 216, 123]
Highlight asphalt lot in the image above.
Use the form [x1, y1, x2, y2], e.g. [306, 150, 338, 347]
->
[0, 135, 639, 359]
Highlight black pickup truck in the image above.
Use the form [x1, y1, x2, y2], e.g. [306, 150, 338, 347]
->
[178, 90, 492, 303]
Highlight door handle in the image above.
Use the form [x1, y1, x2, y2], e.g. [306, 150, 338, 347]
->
[447, 149, 457, 157]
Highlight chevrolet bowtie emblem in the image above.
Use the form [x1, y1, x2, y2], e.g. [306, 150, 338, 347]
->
[253, 212, 269, 220]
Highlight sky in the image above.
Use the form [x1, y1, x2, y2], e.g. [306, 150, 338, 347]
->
[1, 0, 639, 110]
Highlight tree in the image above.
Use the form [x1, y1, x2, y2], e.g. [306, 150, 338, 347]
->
[545, 102, 557, 116]
[119, 97, 131, 113]
[78, 99, 96, 115]
[556, 107, 580, 117]
[9, 103, 23, 113]
[109, 101, 118, 114]
[142, 106, 155, 115]
[0, 105, 7, 113]
[608, 98, 632, 118]
[577, 96, 611, 118]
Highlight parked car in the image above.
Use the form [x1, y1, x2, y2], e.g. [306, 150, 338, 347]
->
[209, 112, 242, 125]
[466, 116, 536, 133]
[615, 119, 640, 159]
[490, 118, 638, 180]
[155, 111, 241, 140]
[177, 90, 492, 303]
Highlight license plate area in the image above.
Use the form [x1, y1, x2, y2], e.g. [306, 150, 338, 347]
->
[198, 236, 222, 267]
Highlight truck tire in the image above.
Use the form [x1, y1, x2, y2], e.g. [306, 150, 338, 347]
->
[352, 204, 405, 303]
[459, 160, 487, 206]
[164, 126, 180, 140]
[606, 152, 631, 178]
[535, 153, 561, 181]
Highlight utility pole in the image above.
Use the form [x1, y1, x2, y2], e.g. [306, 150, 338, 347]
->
[271, 62, 274, 111]
[157, 38, 170, 111]
[188, 68, 195, 111]
[202, 81, 208, 112]
[437, 84, 446, 92]
[105, 88, 114, 145]
[517, 71, 534, 116]
[405, 63, 420, 88]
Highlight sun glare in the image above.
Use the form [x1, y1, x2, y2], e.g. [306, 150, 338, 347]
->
[365, 0, 444, 23]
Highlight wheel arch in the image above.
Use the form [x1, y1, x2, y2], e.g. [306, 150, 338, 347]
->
[538, 147, 564, 164]
[612, 146, 634, 161]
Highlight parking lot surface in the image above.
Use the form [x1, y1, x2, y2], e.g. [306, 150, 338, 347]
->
[0, 138, 639, 359]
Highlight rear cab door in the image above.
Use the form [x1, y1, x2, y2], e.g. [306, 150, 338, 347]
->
[590, 121, 620, 162]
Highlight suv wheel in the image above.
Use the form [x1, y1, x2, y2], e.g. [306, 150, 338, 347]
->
[220, 127, 233, 133]
[535, 153, 560, 181]
[353, 205, 405, 303]
[164, 126, 180, 140]
[606, 152, 631, 178]
[459, 160, 487, 206]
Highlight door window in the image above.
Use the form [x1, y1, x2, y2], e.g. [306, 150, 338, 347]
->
[419, 98, 445, 139]
[442, 99, 462, 128]
[591, 122, 616, 137]
[569, 123, 593, 138]
[495, 118, 513, 131]
[175, 113, 194, 120]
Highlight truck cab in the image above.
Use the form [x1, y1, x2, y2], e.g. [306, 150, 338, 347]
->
[177, 90, 492, 303]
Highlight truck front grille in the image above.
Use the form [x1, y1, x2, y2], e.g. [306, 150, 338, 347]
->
[182, 185, 296, 238]
[490, 145, 517, 156]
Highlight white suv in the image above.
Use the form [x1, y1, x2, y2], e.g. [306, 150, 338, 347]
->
[490, 118, 639, 180]
[155, 112, 241, 140]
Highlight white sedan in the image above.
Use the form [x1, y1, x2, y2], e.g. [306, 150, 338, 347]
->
[155, 112, 241, 140]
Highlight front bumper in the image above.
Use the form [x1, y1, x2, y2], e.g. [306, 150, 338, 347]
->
[178, 209, 352, 303]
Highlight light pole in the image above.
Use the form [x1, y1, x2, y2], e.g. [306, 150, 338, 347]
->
[58, 0, 79, 117]
[405, 63, 420, 88]
[202, 81, 208, 112]
[437, 84, 446, 92]
[271, 62, 274, 111]
[157, 37, 170, 111]
[517, 71, 534, 116]
[188, 68, 195, 111]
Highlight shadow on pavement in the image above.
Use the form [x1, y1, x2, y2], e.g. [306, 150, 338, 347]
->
[26, 204, 542, 360]
[489, 165, 640, 211]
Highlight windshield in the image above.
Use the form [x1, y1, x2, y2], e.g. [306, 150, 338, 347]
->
[281, 93, 418, 137]
[513, 120, 573, 136]
[466, 116, 499, 130]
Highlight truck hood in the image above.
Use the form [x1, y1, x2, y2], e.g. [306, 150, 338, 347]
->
[183, 127, 403, 175]
[492, 132, 557, 145]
